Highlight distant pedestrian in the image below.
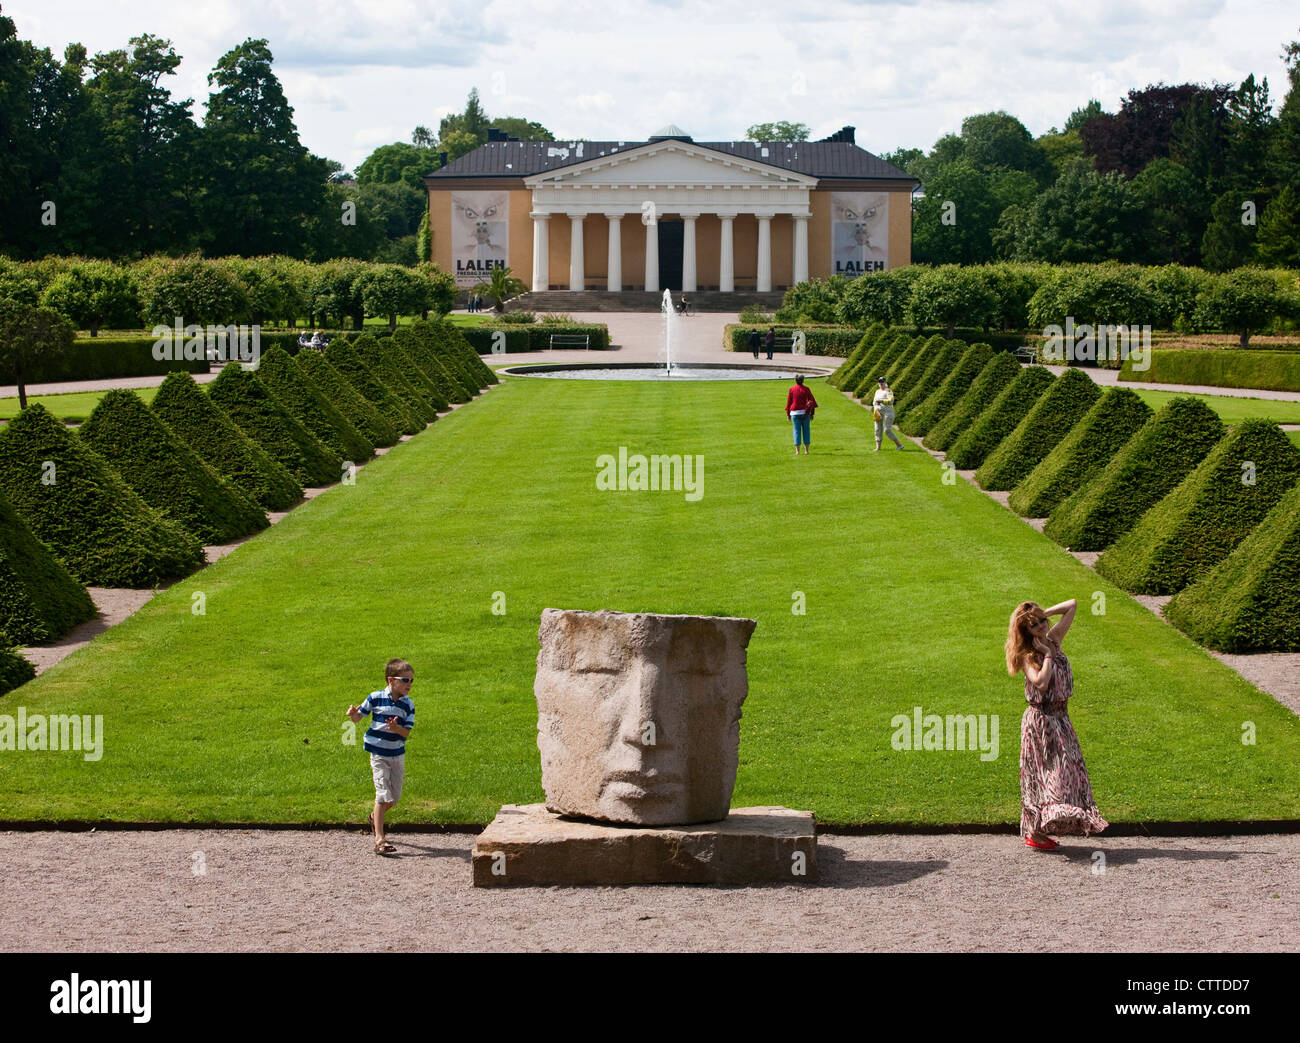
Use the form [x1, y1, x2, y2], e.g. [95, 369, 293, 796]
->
[785, 373, 818, 455]
[872, 377, 903, 451]
[748, 329, 761, 358]
[765, 326, 776, 360]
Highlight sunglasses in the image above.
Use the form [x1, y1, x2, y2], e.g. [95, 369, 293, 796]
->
[391, 677, 414, 684]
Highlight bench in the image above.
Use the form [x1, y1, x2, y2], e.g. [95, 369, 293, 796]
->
[1013, 346, 1039, 365]
[549, 334, 590, 350]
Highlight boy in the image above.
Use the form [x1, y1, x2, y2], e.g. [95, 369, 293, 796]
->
[346, 658, 415, 855]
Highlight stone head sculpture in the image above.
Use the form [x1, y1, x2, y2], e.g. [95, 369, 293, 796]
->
[535, 609, 757, 826]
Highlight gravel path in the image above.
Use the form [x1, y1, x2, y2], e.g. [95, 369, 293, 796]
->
[0, 828, 1293, 952]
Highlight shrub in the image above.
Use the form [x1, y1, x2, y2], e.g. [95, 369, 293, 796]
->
[0, 334, 210, 385]
[356, 264, 429, 329]
[429, 320, 496, 389]
[323, 338, 422, 435]
[1193, 267, 1299, 349]
[387, 328, 451, 412]
[79, 390, 268, 544]
[294, 352, 399, 449]
[923, 352, 1022, 452]
[834, 270, 914, 327]
[829, 324, 886, 388]
[537, 313, 574, 325]
[459, 327, 530, 354]
[497, 311, 536, 324]
[0, 404, 204, 587]
[1027, 264, 1159, 333]
[39, 260, 141, 335]
[981, 263, 1045, 331]
[898, 342, 994, 437]
[1139, 265, 1210, 330]
[140, 255, 250, 327]
[0, 485, 96, 643]
[840, 329, 902, 394]
[854, 334, 918, 399]
[256, 348, 375, 463]
[0, 640, 36, 696]
[1007, 388, 1152, 518]
[725, 325, 863, 357]
[1044, 397, 1225, 551]
[947, 366, 1056, 471]
[1164, 481, 1300, 652]
[150, 372, 302, 511]
[1097, 420, 1300, 594]
[909, 266, 996, 338]
[780, 275, 850, 323]
[895, 339, 969, 418]
[352, 334, 439, 424]
[1119, 349, 1300, 394]
[890, 334, 949, 401]
[975, 369, 1103, 490]
[208, 363, 344, 487]
[404, 322, 469, 403]
[738, 305, 774, 324]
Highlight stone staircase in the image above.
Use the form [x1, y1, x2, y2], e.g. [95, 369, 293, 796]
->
[505, 290, 788, 313]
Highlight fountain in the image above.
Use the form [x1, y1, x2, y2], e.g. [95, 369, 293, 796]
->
[661, 289, 676, 376]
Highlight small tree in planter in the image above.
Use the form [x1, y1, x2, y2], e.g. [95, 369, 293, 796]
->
[473, 267, 528, 313]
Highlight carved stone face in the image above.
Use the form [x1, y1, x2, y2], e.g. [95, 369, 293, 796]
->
[535, 609, 757, 826]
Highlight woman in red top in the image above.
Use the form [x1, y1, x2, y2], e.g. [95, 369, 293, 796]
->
[785, 374, 818, 455]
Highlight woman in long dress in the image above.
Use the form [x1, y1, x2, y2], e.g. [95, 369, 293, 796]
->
[1005, 598, 1108, 850]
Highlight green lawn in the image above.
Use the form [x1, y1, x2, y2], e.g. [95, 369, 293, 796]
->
[1131, 388, 1300, 424]
[0, 387, 159, 423]
[3, 376, 1297, 826]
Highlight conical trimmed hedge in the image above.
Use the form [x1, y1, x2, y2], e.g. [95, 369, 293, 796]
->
[0, 485, 95, 643]
[1044, 396, 1225, 551]
[0, 638, 36, 696]
[406, 323, 470, 404]
[294, 351, 399, 448]
[208, 363, 343, 487]
[257, 348, 375, 463]
[323, 339, 422, 436]
[895, 339, 964, 417]
[435, 320, 496, 386]
[975, 368, 1103, 491]
[151, 372, 302, 511]
[855, 335, 918, 398]
[923, 352, 1021, 452]
[424, 324, 483, 397]
[79, 389, 268, 544]
[389, 327, 450, 412]
[898, 342, 993, 437]
[0, 404, 204, 587]
[887, 334, 944, 396]
[946, 366, 1055, 471]
[836, 328, 892, 393]
[353, 334, 439, 424]
[831, 323, 886, 388]
[1097, 419, 1300, 593]
[1164, 481, 1300, 651]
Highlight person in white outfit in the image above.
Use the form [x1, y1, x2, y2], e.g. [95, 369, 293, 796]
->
[872, 377, 904, 451]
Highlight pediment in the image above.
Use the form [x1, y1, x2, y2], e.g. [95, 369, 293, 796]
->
[524, 141, 816, 189]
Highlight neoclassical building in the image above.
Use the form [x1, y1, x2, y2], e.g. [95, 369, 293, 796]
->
[424, 125, 917, 294]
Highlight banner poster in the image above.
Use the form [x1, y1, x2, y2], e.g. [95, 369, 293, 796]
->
[830, 192, 889, 275]
[451, 192, 509, 287]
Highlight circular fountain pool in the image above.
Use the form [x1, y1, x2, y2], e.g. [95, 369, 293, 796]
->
[501, 363, 833, 381]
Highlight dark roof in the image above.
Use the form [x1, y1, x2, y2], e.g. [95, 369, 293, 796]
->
[426, 138, 915, 183]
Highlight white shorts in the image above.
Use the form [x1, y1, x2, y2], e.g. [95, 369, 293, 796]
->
[370, 753, 405, 804]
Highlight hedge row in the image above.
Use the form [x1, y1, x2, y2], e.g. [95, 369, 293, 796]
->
[923, 353, 1022, 453]
[0, 404, 204, 587]
[0, 641, 36, 696]
[1164, 481, 1300, 652]
[294, 351, 399, 449]
[895, 339, 965, 417]
[258, 348, 376, 464]
[854, 335, 918, 399]
[829, 324, 886, 388]
[1096, 419, 1300, 594]
[325, 338, 422, 436]
[355, 334, 439, 425]
[79, 390, 269, 544]
[947, 366, 1056, 471]
[1044, 397, 1225, 551]
[1118, 349, 1300, 393]
[840, 329, 899, 394]
[888, 334, 947, 400]
[463, 323, 612, 354]
[0, 336, 209, 384]
[724, 325, 862, 357]
[1007, 388, 1153, 518]
[975, 369, 1103, 491]
[898, 342, 994, 437]
[0, 485, 96, 643]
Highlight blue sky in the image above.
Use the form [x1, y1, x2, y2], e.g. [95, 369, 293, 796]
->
[13, 0, 1299, 172]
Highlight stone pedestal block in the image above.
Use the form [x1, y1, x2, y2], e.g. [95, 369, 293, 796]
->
[472, 803, 817, 886]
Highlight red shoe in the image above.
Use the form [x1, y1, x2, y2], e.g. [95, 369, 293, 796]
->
[1025, 835, 1058, 851]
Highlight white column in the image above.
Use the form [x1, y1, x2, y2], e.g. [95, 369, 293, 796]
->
[718, 214, 735, 293]
[756, 214, 772, 293]
[605, 213, 622, 291]
[531, 214, 550, 292]
[793, 213, 809, 285]
[569, 214, 585, 291]
[682, 215, 697, 292]
[644, 215, 659, 293]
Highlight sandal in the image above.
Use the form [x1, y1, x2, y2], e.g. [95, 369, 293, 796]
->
[374, 840, 397, 855]
[1025, 835, 1058, 851]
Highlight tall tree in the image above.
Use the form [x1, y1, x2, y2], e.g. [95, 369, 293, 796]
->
[745, 121, 810, 142]
[1081, 83, 1230, 177]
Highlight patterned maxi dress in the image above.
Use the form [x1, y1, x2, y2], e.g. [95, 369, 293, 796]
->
[1020, 640, 1109, 838]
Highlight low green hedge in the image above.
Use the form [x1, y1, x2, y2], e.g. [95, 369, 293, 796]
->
[208, 363, 344, 487]
[923, 353, 1022, 452]
[294, 352, 399, 449]
[1118, 349, 1300, 392]
[79, 390, 269, 544]
[257, 348, 376, 463]
[324, 338, 422, 436]
[1044, 397, 1225, 551]
[1007, 388, 1152, 518]
[0, 404, 204, 587]
[947, 366, 1056, 471]
[464, 324, 611, 353]
[1097, 419, 1300, 594]
[725, 325, 862, 357]
[151, 371, 302, 511]
[0, 485, 96, 643]
[0, 641, 35, 696]
[898, 342, 994, 437]
[0, 336, 209, 384]
[975, 368, 1103, 491]
[1164, 481, 1300, 652]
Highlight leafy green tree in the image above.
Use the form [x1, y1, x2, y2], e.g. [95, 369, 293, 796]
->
[416, 264, 456, 317]
[1200, 188, 1265, 271]
[1081, 83, 1230, 177]
[909, 265, 996, 337]
[1036, 129, 1085, 179]
[307, 182, 386, 263]
[472, 266, 527, 312]
[1255, 185, 1300, 267]
[0, 306, 75, 408]
[745, 121, 810, 142]
[1130, 158, 1205, 265]
[439, 88, 490, 146]
[1194, 268, 1297, 347]
[355, 142, 441, 189]
[1063, 100, 1103, 133]
[438, 129, 481, 162]
[913, 160, 1034, 264]
[139, 255, 249, 326]
[959, 111, 1053, 185]
[1225, 74, 1276, 195]
[39, 260, 140, 335]
[489, 116, 554, 141]
[1271, 36, 1300, 191]
[356, 265, 427, 329]
[412, 125, 434, 147]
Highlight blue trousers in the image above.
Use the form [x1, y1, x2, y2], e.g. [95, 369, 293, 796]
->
[791, 413, 811, 446]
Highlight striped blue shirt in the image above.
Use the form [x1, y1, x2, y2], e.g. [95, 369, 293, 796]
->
[357, 687, 415, 757]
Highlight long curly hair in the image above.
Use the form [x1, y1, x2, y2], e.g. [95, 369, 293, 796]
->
[1005, 601, 1047, 676]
